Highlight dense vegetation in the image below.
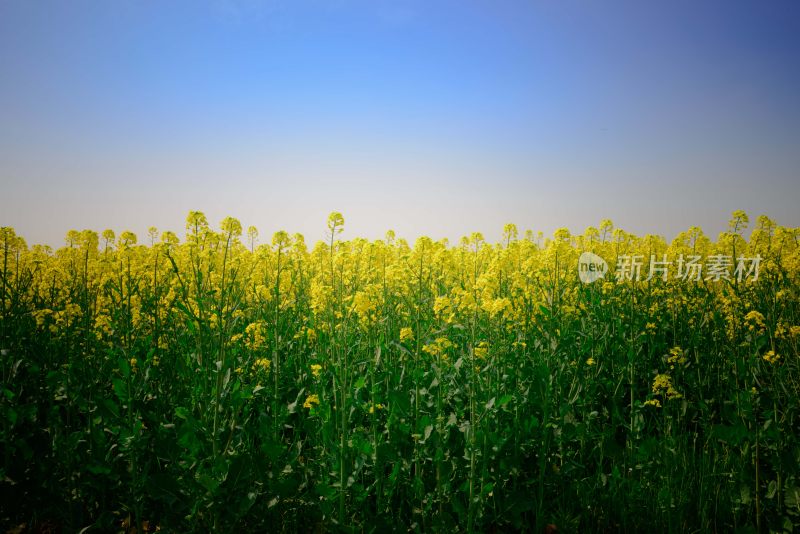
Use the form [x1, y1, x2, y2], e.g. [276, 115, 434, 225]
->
[1, 211, 798, 532]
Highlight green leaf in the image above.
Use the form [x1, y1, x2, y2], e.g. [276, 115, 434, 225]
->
[178, 423, 202, 456]
[316, 483, 336, 500]
[712, 423, 749, 446]
[118, 357, 131, 379]
[86, 463, 112, 475]
[112, 378, 128, 401]
[198, 473, 220, 494]
[766, 480, 777, 499]
[785, 486, 800, 508]
[98, 398, 120, 421]
[147, 473, 185, 507]
[498, 394, 513, 408]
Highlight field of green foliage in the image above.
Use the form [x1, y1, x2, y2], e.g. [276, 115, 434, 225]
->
[1, 211, 799, 532]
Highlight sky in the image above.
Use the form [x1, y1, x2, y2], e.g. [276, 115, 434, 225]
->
[1, 0, 799, 248]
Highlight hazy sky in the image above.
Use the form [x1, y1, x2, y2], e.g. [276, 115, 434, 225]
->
[1, 0, 799, 247]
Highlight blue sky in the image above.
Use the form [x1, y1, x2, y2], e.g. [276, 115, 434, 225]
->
[1, 0, 799, 246]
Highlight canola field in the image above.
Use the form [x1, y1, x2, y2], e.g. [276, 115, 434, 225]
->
[0, 210, 798, 532]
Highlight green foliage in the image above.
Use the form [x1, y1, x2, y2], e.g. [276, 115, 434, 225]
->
[0, 216, 799, 532]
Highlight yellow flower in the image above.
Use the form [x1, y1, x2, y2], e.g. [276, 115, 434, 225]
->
[327, 212, 344, 234]
[303, 394, 320, 409]
[667, 386, 682, 399]
[253, 357, 271, 372]
[310, 364, 322, 377]
[652, 374, 670, 392]
[245, 322, 268, 351]
[351, 291, 374, 317]
[220, 216, 242, 238]
[763, 350, 780, 364]
[484, 297, 511, 319]
[399, 327, 414, 342]
[585, 357, 596, 366]
[433, 296, 452, 320]
[306, 327, 317, 343]
[422, 337, 453, 358]
[645, 322, 657, 335]
[667, 346, 687, 367]
[474, 341, 489, 359]
[745, 310, 766, 332]
[368, 403, 385, 414]
[421, 343, 438, 355]
[652, 373, 682, 400]
[644, 399, 661, 408]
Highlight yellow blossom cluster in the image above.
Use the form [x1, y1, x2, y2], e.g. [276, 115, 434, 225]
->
[303, 394, 320, 409]
[652, 373, 683, 400]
